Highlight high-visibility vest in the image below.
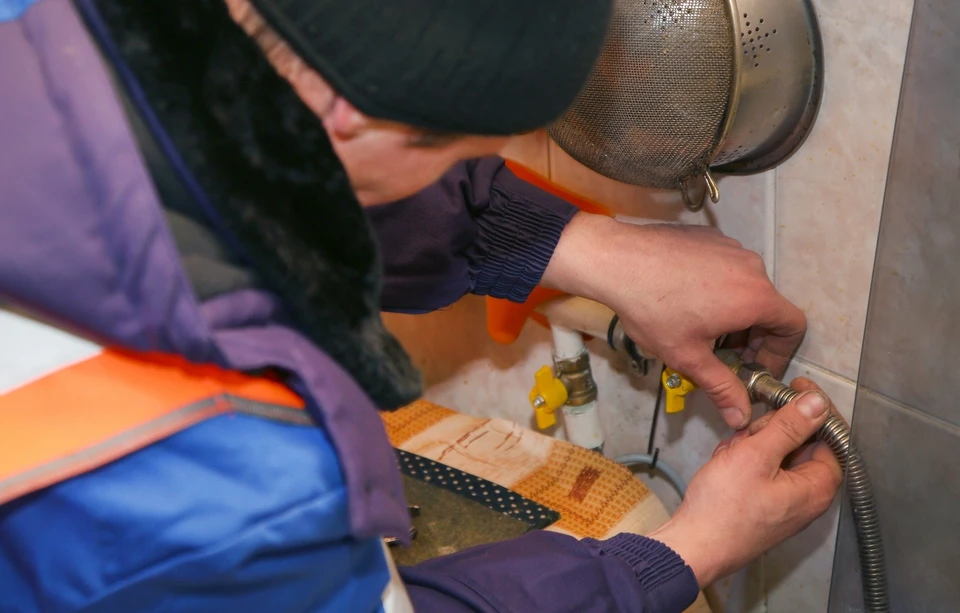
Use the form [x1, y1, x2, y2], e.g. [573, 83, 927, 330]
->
[0, 308, 307, 505]
[0, 308, 414, 612]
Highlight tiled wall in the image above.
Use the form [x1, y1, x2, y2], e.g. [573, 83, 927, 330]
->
[828, 0, 960, 608]
[384, 0, 915, 610]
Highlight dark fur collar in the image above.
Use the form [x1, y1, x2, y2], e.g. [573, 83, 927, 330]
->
[83, 0, 422, 409]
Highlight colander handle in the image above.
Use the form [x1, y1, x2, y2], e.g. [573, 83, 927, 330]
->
[705, 171, 720, 203]
[680, 170, 720, 211]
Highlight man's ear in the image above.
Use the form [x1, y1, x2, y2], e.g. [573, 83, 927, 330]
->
[326, 97, 370, 140]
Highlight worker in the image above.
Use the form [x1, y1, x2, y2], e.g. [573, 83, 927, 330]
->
[0, 0, 843, 611]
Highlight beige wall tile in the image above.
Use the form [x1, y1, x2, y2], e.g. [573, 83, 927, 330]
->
[710, 173, 773, 271]
[775, 0, 914, 380]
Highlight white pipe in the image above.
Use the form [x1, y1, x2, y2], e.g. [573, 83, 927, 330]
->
[563, 400, 604, 451]
[548, 322, 605, 452]
[550, 324, 587, 361]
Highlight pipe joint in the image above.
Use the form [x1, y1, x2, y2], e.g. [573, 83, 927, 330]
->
[554, 352, 598, 407]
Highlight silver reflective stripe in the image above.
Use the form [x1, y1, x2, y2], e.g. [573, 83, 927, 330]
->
[0, 394, 315, 505]
[228, 397, 314, 426]
[380, 540, 415, 613]
[0, 397, 222, 504]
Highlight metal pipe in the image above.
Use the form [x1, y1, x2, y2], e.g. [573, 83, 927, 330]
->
[737, 361, 889, 613]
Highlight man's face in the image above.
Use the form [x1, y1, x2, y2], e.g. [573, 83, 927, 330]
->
[225, 1, 513, 205]
[326, 120, 510, 206]
[270, 54, 511, 206]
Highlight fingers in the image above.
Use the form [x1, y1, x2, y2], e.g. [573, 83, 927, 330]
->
[788, 447, 844, 512]
[741, 328, 766, 365]
[785, 440, 818, 468]
[807, 438, 843, 472]
[790, 377, 851, 428]
[754, 299, 807, 379]
[681, 349, 752, 428]
[790, 377, 824, 394]
[747, 411, 774, 435]
[713, 428, 752, 457]
[750, 391, 830, 469]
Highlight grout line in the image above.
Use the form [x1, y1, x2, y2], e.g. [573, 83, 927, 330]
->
[857, 387, 960, 437]
[765, 169, 778, 283]
[791, 361, 960, 436]
[790, 357, 858, 386]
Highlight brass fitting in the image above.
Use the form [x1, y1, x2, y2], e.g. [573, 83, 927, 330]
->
[735, 361, 801, 409]
[662, 349, 802, 412]
[528, 351, 597, 431]
[554, 352, 598, 407]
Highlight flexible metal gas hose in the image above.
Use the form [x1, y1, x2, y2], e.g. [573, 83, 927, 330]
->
[746, 368, 889, 613]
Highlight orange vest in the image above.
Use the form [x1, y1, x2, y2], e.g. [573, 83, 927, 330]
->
[0, 308, 305, 506]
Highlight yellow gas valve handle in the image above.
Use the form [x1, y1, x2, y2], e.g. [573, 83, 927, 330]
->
[662, 368, 698, 414]
[529, 366, 568, 429]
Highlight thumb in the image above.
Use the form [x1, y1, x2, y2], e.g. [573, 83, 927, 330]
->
[685, 350, 752, 429]
[751, 391, 830, 466]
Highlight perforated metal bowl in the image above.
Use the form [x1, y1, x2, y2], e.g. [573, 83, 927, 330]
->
[712, 0, 823, 172]
[548, 0, 823, 209]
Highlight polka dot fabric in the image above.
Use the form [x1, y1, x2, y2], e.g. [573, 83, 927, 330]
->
[396, 449, 560, 529]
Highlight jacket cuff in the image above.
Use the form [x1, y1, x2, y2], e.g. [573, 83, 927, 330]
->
[470, 165, 577, 301]
[584, 533, 700, 613]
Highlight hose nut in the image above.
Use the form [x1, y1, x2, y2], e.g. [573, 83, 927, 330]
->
[736, 362, 771, 401]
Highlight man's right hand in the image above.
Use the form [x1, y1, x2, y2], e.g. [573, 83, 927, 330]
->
[542, 216, 807, 429]
[647, 378, 844, 586]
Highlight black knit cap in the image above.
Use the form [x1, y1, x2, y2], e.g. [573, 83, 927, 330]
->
[248, 0, 613, 135]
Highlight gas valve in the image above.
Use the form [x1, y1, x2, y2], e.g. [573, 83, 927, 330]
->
[528, 366, 568, 429]
[662, 368, 697, 413]
[662, 350, 744, 413]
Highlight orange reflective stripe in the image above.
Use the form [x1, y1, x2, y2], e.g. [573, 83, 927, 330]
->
[0, 349, 305, 505]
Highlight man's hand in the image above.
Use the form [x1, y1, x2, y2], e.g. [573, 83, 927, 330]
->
[646, 379, 844, 586]
[542, 213, 806, 428]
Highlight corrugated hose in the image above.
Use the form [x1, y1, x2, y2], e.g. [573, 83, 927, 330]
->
[744, 367, 889, 613]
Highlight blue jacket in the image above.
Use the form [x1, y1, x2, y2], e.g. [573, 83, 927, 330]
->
[0, 0, 699, 611]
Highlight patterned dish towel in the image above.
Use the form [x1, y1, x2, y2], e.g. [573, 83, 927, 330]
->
[382, 400, 712, 613]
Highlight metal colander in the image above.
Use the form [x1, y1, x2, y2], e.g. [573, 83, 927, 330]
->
[549, 0, 736, 192]
[549, 0, 823, 208]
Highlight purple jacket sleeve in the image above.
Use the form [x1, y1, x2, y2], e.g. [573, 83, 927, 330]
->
[366, 157, 578, 313]
[400, 530, 699, 612]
